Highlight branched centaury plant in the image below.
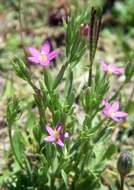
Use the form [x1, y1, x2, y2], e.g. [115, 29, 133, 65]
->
[4, 4, 134, 190]
[88, 7, 102, 86]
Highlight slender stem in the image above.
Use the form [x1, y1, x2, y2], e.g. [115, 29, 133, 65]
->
[18, 0, 27, 57]
[88, 8, 101, 87]
[120, 175, 125, 190]
[88, 8, 95, 87]
[126, 84, 134, 110]
[53, 60, 69, 90]
[18, 0, 23, 46]
[88, 58, 93, 86]
[28, 80, 39, 94]
[110, 83, 125, 102]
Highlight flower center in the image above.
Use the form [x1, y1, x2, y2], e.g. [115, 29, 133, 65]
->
[39, 52, 47, 62]
[108, 65, 113, 74]
[54, 130, 59, 140]
[109, 110, 115, 117]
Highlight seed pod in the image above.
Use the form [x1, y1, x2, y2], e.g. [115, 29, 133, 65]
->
[117, 151, 133, 177]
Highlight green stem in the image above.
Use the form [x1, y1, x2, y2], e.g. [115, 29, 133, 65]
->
[53, 60, 69, 90]
[28, 80, 46, 127]
[125, 84, 134, 111]
[8, 125, 24, 170]
[18, 0, 27, 57]
[88, 59, 93, 87]
[110, 83, 125, 102]
[120, 175, 125, 190]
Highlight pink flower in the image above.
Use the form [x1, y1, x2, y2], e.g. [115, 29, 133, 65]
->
[102, 99, 128, 122]
[99, 60, 124, 75]
[44, 123, 69, 147]
[27, 42, 59, 66]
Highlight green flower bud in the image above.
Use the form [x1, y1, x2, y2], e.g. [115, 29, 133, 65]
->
[117, 151, 133, 177]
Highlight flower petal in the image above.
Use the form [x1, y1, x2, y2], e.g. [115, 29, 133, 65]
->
[48, 50, 59, 61]
[111, 116, 121, 122]
[44, 136, 55, 142]
[28, 57, 39, 64]
[40, 59, 50, 66]
[102, 99, 109, 106]
[102, 108, 109, 117]
[59, 134, 64, 141]
[46, 125, 54, 136]
[110, 64, 124, 75]
[102, 99, 111, 114]
[41, 42, 50, 54]
[111, 101, 119, 112]
[115, 111, 128, 118]
[64, 132, 69, 138]
[56, 123, 62, 132]
[99, 60, 108, 71]
[27, 47, 40, 57]
[114, 68, 124, 75]
[56, 139, 64, 147]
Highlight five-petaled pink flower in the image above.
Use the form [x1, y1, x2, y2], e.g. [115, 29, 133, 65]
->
[102, 99, 128, 122]
[27, 42, 59, 66]
[44, 123, 69, 147]
[99, 60, 124, 75]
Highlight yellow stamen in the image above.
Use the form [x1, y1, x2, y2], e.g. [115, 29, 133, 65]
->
[109, 110, 115, 117]
[54, 130, 59, 140]
[39, 53, 47, 62]
[108, 65, 113, 74]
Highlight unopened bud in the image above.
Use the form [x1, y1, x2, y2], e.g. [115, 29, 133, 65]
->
[117, 151, 133, 177]
[80, 23, 90, 37]
[85, 87, 91, 96]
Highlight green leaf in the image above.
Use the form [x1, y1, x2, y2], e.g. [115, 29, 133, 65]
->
[66, 91, 75, 108]
[125, 61, 134, 82]
[53, 63, 68, 90]
[64, 67, 73, 98]
[53, 110, 61, 124]
[43, 69, 53, 91]
[127, 101, 134, 115]
[12, 128, 24, 167]
[102, 144, 117, 160]
[93, 126, 109, 143]
[61, 169, 68, 188]
[12, 57, 31, 82]
[51, 157, 59, 174]
[26, 112, 36, 140]
[2, 79, 14, 100]
[7, 97, 21, 125]
[33, 126, 42, 144]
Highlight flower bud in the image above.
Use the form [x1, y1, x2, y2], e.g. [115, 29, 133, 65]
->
[117, 151, 133, 177]
[80, 23, 90, 37]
